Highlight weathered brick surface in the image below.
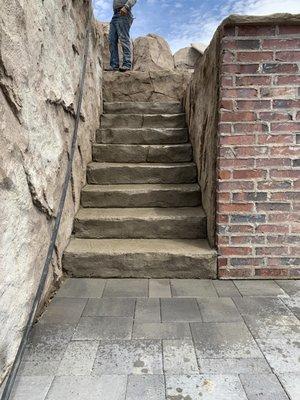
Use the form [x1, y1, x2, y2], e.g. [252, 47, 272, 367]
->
[217, 23, 300, 279]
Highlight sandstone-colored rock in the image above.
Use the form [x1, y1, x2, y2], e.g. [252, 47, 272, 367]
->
[174, 47, 201, 70]
[0, 1, 103, 383]
[133, 34, 174, 71]
[191, 42, 207, 55]
[103, 70, 191, 102]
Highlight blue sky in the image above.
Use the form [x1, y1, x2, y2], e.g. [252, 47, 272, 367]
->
[93, 0, 300, 52]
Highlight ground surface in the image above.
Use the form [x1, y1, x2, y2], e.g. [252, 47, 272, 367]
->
[1, 279, 299, 400]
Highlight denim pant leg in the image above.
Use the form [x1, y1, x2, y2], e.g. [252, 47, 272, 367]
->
[109, 19, 120, 69]
[115, 16, 133, 68]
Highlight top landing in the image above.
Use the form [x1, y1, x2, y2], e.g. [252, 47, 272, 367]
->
[103, 70, 191, 103]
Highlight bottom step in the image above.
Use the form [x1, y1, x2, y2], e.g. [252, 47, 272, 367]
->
[63, 239, 217, 279]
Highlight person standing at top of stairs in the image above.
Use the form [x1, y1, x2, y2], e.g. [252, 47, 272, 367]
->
[108, 0, 137, 72]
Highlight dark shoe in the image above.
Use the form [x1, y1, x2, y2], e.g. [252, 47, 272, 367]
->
[119, 66, 131, 72]
[104, 66, 119, 71]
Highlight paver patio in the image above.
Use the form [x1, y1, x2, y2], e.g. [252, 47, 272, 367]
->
[1, 279, 299, 399]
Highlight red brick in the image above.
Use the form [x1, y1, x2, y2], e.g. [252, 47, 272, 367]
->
[220, 246, 253, 256]
[218, 192, 231, 202]
[236, 51, 273, 62]
[271, 122, 300, 132]
[216, 214, 229, 224]
[256, 158, 291, 167]
[256, 224, 289, 234]
[222, 64, 259, 74]
[289, 247, 300, 256]
[230, 257, 264, 267]
[221, 75, 234, 87]
[256, 202, 291, 212]
[218, 181, 255, 191]
[275, 51, 300, 62]
[258, 112, 293, 122]
[218, 158, 255, 168]
[237, 25, 276, 36]
[223, 26, 236, 36]
[222, 39, 260, 50]
[237, 100, 270, 110]
[217, 236, 230, 245]
[234, 146, 268, 158]
[261, 63, 298, 74]
[219, 203, 254, 213]
[218, 170, 232, 180]
[256, 247, 286, 256]
[220, 135, 255, 145]
[255, 268, 289, 277]
[220, 99, 234, 111]
[270, 192, 299, 201]
[218, 257, 228, 267]
[270, 146, 298, 157]
[220, 111, 257, 122]
[270, 169, 299, 179]
[233, 169, 267, 179]
[296, 112, 300, 121]
[222, 88, 258, 99]
[231, 236, 265, 245]
[233, 192, 268, 202]
[219, 268, 254, 278]
[273, 99, 300, 109]
[268, 213, 296, 223]
[236, 75, 272, 86]
[261, 87, 296, 98]
[278, 26, 300, 35]
[223, 50, 235, 63]
[218, 123, 232, 134]
[229, 225, 254, 234]
[258, 180, 292, 190]
[262, 38, 300, 50]
[257, 134, 294, 145]
[275, 75, 300, 85]
[233, 123, 268, 133]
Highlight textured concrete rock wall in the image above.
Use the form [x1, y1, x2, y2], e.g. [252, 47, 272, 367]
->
[0, 0, 102, 382]
[103, 70, 191, 102]
[184, 31, 221, 247]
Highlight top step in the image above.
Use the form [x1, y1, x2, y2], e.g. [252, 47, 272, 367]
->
[103, 102, 183, 115]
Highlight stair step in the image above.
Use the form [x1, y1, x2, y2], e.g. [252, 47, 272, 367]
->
[97, 128, 188, 144]
[63, 239, 217, 278]
[104, 102, 183, 114]
[87, 162, 197, 185]
[92, 144, 192, 163]
[74, 207, 206, 239]
[81, 184, 201, 208]
[101, 114, 186, 129]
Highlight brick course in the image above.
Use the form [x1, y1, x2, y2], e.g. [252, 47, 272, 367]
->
[217, 23, 300, 279]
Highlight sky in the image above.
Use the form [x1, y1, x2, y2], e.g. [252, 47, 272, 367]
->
[93, 0, 300, 52]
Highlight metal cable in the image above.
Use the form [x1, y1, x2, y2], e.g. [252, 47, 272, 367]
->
[1, 1, 93, 398]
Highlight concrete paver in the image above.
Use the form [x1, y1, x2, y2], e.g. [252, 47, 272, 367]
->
[3, 278, 299, 400]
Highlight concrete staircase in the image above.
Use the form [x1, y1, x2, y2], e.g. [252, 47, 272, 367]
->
[63, 102, 217, 278]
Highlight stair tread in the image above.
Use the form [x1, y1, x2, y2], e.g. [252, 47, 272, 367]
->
[88, 162, 196, 167]
[76, 207, 205, 220]
[82, 183, 200, 193]
[65, 238, 215, 256]
[93, 143, 191, 148]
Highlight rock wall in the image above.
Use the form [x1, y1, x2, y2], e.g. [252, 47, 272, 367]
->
[184, 31, 221, 247]
[0, 0, 103, 382]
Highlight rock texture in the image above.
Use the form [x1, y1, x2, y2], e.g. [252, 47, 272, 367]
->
[133, 34, 174, 71]
[0, 0, 103, 383]
[103, 70, 191, 102]
[174, 47, 201, 70]
[184, 28, 222, 247]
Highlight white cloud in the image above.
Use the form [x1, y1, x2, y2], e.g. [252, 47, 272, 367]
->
[167, 0, 300, 52]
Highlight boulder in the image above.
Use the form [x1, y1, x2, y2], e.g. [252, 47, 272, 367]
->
[133, 34, 175, 71]
[191, 42, 207, 55]
[98, 22, 111, 70]
[103, 70, 191, 102]
[174, 46, 201, 70]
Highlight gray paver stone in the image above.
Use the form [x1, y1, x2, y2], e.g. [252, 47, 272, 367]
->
[73, 317, 132, 340]
[126, 375, 165, 400]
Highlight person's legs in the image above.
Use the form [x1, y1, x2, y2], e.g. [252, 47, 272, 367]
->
[116, 15, 133, 69]
[109, 18, 120, 69]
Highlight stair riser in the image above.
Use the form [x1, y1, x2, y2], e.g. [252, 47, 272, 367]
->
[101, 114, 186, 129]
[92, 145, 192, 163]
[97, 128, 188, 144]
[74, 218, 207, 239]
[63, 253, 217, 279]
[81, 190, 201, 208]
[104, 102, 183, 114]
[87, 165, 197, 185]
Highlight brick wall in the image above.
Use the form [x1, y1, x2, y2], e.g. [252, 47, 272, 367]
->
[217, 23, 300, 279]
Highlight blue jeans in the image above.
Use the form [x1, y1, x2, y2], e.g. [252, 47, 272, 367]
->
[109, 12, 133, 69]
